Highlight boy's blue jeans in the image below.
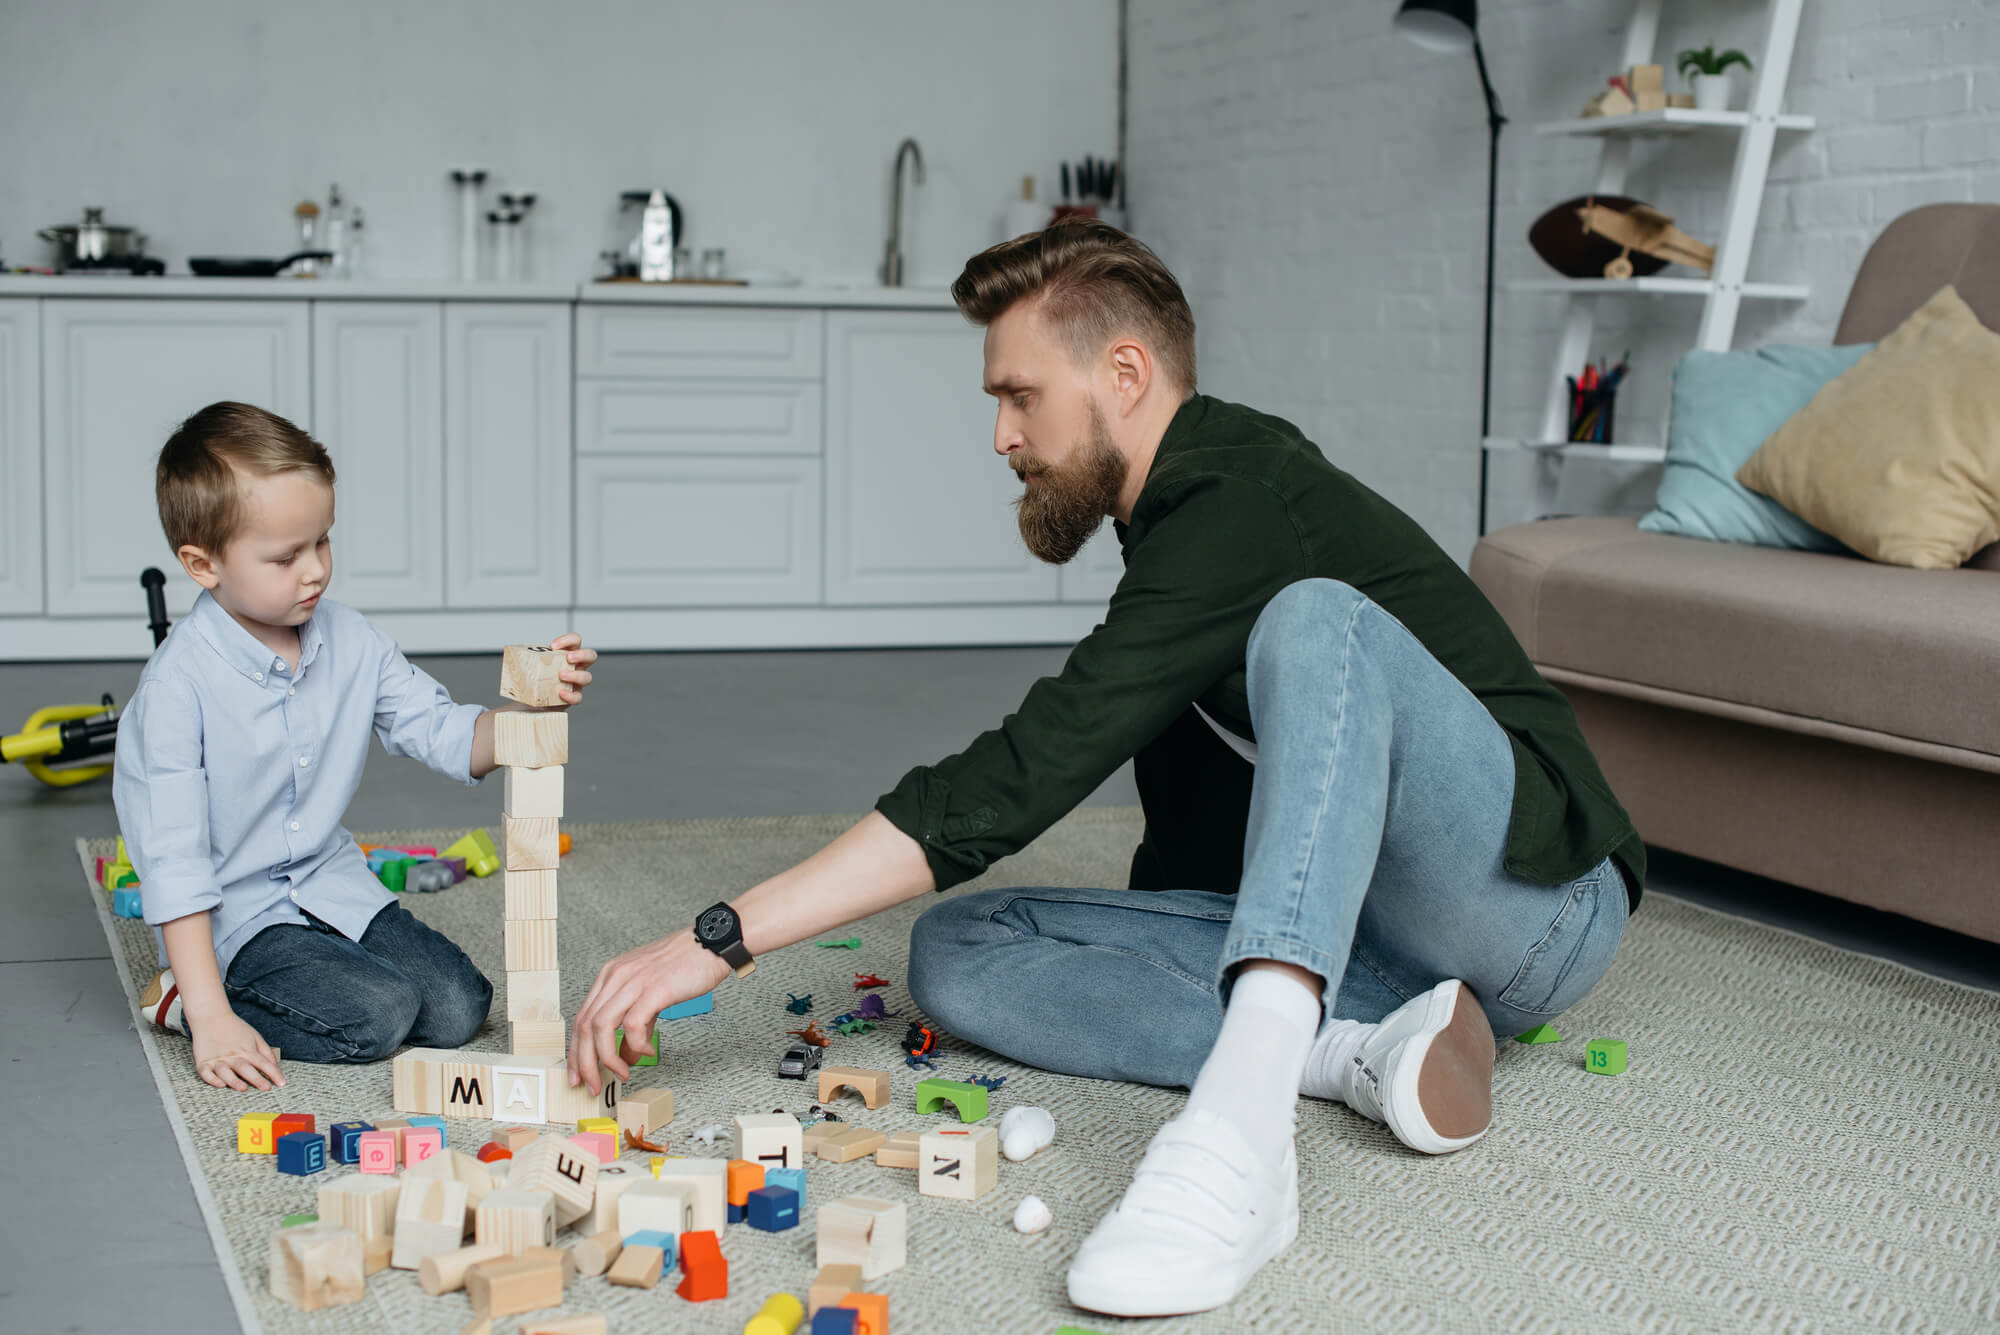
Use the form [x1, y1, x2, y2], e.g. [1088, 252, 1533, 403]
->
[184, 901, 491, 1063]
[908, 579, 1631, 1089]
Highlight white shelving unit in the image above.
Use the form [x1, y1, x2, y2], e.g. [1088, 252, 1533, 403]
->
[1483, 0, 1808, 481]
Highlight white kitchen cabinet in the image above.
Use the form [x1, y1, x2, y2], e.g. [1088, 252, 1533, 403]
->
[576, 378, 821, 457]
[576, 455, 821, 606]
[577, 306, 822, 379]
[443, 303, 572, 608]
[313, 303, 444, 611]
[42, 300, 310, 617]
[825, 311, 1058, 605]
[0, 302, 41, 615]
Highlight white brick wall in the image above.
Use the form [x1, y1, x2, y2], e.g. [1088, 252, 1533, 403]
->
[1128, 0, 1999, 563]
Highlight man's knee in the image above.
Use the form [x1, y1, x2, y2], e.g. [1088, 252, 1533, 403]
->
[906, 892, 1006, 1030]
[1248, 578, 1369, 679]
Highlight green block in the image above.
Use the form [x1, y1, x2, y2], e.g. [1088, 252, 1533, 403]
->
[1584, 1038, 1628, 1075]
[281, 1211, 319, 1228]
[615, 1026, 659, 1066]
[914, 1076, 988, 1123]
[814, 936, 862, 949]
[113, 870, 139, 888]
[376, 857, 411, 893]
[1514, 1022, 1563, 1045]
[1054, 1328, 1113, 1335]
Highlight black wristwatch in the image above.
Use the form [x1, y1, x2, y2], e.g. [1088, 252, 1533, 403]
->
[693, 901, 755, 979]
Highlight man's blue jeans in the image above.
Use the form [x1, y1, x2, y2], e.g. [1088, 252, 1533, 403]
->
[908, 579, 1631, 1089]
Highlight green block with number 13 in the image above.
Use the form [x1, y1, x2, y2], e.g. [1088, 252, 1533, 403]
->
[1584, 1038, 1627, 1075]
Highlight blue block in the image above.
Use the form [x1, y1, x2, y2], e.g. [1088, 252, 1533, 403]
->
[745, 1184, 799, 1232]
[329, 1120, 373, 1165]
[727, 1202, 744, 1224]
[812, 1307, 859, 1335]
[765, 1165, 806, 1205]
[275, 1131, 327, 1176]
[624, 1230, 676, 1265]
[659, 991, 715, 1021]
[406, 1114, 446, 1146]
[111, 888, 143, 918]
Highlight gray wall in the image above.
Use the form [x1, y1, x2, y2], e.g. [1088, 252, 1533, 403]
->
[0, 0, 1118, 286]
[1128, 0, 1999, 563]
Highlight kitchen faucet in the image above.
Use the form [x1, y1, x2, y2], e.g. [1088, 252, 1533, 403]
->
[880, 137, 926, 287]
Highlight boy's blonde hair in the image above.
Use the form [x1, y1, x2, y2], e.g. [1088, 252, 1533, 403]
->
[156, 402, 335, 555]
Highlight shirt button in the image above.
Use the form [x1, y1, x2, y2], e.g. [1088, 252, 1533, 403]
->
[288, 688, 296, 697]
[289, 821, 301, 831]
[298, 756, 311, 767]
[253, 672, 264, 682]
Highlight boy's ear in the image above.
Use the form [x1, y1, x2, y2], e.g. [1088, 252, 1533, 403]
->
[177, 544, 221, 590]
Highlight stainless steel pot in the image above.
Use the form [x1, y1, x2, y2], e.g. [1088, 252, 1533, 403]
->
[39, 207, 149, 271]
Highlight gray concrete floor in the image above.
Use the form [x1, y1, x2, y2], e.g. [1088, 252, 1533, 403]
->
[2, 647, 1995, 1333]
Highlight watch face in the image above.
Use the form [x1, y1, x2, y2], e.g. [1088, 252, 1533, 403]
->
[696, 905, 735, 943]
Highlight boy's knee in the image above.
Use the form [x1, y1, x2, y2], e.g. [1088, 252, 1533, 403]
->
[429, 971, 494, 1049]
[343, 981, 423, 1061]
[906, 894, 1006, 1031]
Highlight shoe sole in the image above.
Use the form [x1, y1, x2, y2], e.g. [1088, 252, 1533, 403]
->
[1384, 979, 1495, 1154]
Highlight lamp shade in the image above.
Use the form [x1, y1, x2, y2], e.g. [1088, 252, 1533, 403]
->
[1394, 0, 1477, 52]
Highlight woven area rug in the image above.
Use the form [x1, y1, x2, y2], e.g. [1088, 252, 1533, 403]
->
[79, 808, 2000, 1335]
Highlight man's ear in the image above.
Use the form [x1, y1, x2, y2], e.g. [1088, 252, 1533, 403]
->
[1107, 338, 1153, 416]
[177, 544, 221, 591]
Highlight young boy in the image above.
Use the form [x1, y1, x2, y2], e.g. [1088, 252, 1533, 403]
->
[114, 401, 597, 1093]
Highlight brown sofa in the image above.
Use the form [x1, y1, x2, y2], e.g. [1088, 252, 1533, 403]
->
[1471, 204, 2000, 946]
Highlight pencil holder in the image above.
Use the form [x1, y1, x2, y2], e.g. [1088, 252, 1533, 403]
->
[1566, 382, 1619, 444]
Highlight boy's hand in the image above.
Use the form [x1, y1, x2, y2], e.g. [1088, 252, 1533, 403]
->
[191, 1012, 285, 1092]
[547, 632, 597, 705]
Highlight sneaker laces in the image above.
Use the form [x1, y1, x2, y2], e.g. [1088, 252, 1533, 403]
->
[1338, 1037, 1389, 1125]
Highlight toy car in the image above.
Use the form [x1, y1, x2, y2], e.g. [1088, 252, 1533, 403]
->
[777, 1042, 822, 1080]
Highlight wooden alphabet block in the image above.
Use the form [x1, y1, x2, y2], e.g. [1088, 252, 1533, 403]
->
[580, 1159, 646, 1236]
[442, 1058, 495, 1119]
[407, 1146, 496, 1238]
[506, 970, 562, 1021]
[735, 1111, 804, 1172]
[504, 815, 561, 872]
[568, 1228, 623, 1279]
[618, 1087, 675, 1138]
[504, 868, 559, 919]
[505, 917, 559, 971]
[374, 1118, 413, 1161]
[418, 1242, 506, 1295]
[464, 1252, 565, 1318]
[674, 1229, 727, 1302]
[508, 1134, 599, 1227]
[405, 1125, 444, 1166]
[272, 1112, 315, 1139]
[267, 1222, 364, 1312]
[816, 1196, 907, 1279]
[918, 1125, 998, 1201]
[606, 1242, 665, 1289]
[392, 1176, 469, 1270]
[746, 1184, 800, 1232]
[651, 1157, 727, 1232]
[492, 1062, 550, 1124]
[812, 1126, 887, 1164]
[512, 1013, 567, 1060]
[503, 1127, 542, 1152]
[237, 1111, 278, 1154]
[809, 1263, 865, 1316]
[544, 1062, 621, 1126]
[356, 1130, 397, 1174]
[317, 1174, 401, 1245]
[503, 764, 565, 818]
[276, 1131, 327, 1176]
[818, 1065, 892, 1109]
[494, 710, 568, 768]
[475, 1188, 556, 1255]
[392, 1047, 461, 1116]
[570, 1131, 616, 1163]
[500, 644, 570, 709]
[873, 1131, 921, 1170]
[617, 1178, 696, 1238]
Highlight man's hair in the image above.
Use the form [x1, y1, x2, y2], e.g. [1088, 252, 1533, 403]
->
[951, 219, 1197, 394]
[157, 401, 335, 555]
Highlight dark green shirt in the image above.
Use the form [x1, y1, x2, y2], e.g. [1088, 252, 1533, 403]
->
[877, 395, 1645, 910]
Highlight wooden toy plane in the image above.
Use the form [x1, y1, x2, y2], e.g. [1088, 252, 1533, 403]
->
[1577, 198, 1716, 278]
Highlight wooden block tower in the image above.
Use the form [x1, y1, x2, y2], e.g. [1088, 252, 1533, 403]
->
[496, 646, 570, 1062]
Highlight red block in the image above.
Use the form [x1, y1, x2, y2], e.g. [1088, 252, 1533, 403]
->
[674, 1230, 727, 1302]
[477, 1140, 515, 1164]
[272, 1113, 315, 1139]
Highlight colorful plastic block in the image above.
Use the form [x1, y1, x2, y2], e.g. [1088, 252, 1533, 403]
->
[624, 1229, 675, 1259]
[613, 1027, 660, 1065]
[659, 992, 714, 1021]
[811, 1308, 859, 1335]
[405, 1113, 446, 1143]
[441, 828, 501, 878]
[477, 1140, 515, 1164]
[404, 1125, 444, 1164]
[746, 1184, 799, 1232]
[271, 1112, 315, 1140]
[276, 1131, 327, 1176]
[375, 857, 413, 892]
[237, 1112, 279, 1155]
[838, 1292, 888, 1335]
[328, 1120, 372, 1165]
[745, 1293, 808, 1335]
[280, 1211, 319, 1228]
[559, 831, 572, 856]
[570, 1131, 616, 1163]
[1515, 1022, 1563, 1045]
[111, 887, 143, 917]
[356, 1130, 397, 1174]
[765, 1165, 806, 1206]
[913, 1077, 988, 1123]
[675, 1229, 727, 1302]
[1584, 1038, 1628, 1075]
[577, 1115, 618, 1138]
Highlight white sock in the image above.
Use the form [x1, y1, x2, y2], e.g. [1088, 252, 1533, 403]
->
[1300, 1018, 1378, 1106]
[1184, 968, 1322, 1165]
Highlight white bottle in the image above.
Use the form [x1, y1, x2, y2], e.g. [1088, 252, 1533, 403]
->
[639, 189, 675, 282]
[345, 206, 367, 279]
[324, 183, 348, 277]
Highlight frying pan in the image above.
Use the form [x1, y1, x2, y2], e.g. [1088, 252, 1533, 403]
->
[188, 251, 333, 278]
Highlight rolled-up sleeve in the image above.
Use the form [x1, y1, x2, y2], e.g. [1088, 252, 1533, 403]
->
[371, 627, 484, 785]
[114, 676, 224, 927]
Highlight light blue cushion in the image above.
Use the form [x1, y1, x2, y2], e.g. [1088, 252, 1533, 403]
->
[1639, 344, 1871, 550]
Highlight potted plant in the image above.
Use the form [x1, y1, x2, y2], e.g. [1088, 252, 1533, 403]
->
[1677, 45, 1753, 113]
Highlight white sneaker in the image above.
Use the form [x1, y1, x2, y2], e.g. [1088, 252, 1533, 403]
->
[1339, 978, 1495, 1155]
[139, 968, 184, 1034]
[1064, 1108, 1298, 1317]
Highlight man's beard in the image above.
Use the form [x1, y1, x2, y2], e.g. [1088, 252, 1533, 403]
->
[1012, 403, 1128, 565]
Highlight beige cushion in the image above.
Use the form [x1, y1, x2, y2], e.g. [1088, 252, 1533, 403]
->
[1470, 518, 2000, 760]
[1737, 286, 2000, 570]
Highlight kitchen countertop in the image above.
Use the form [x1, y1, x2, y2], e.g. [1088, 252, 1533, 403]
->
[0, 275, 958, 309]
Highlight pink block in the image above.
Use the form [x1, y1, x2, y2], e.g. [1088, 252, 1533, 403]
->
[405, 1126, 444, 1165]
[357, 1130, 397, 1174]
[569, 1131, 616, 1164]
[392, 845, 437, 856]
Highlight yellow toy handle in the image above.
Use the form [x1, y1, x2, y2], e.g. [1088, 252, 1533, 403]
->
[3, 704, 117, 787]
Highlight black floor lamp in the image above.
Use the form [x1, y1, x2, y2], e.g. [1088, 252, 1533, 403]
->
[1394, 0, 1506, 536]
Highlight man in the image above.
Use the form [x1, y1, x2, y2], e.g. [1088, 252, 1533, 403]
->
[569, 221, 1643, 1317]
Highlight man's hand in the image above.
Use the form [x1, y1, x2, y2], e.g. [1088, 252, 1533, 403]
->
[568, 929, 731, 1094]
[192, 1012, 285, 1092]
[546, 632, 597, 705]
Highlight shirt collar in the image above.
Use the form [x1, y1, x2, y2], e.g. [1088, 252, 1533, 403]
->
[188, 590, 317, 684]
[1122, 394, 1215, 541]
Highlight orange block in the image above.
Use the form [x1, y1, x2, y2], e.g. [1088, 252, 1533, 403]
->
[272, 1113, 315, 1140]
[841, 1292, 890, 1335]
[558, 831, 573, 856]
[674, 1230, 727, 1302]
[726, 1158, 766, 1208]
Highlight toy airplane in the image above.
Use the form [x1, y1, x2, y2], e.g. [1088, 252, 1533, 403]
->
[1576, 197, 1715, 277]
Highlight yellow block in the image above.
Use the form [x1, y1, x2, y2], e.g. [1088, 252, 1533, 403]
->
[238, 1111, 279, 1154]
[577, 1117, 617, 1138]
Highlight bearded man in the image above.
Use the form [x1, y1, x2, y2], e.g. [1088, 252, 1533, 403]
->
[569, 220, 1644, 1318]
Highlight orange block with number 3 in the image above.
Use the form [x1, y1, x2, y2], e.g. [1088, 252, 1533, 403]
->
[840, 1292, 889, 1335]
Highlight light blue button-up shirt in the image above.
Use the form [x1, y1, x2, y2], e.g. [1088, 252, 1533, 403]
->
[113, 591, 485, 972]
